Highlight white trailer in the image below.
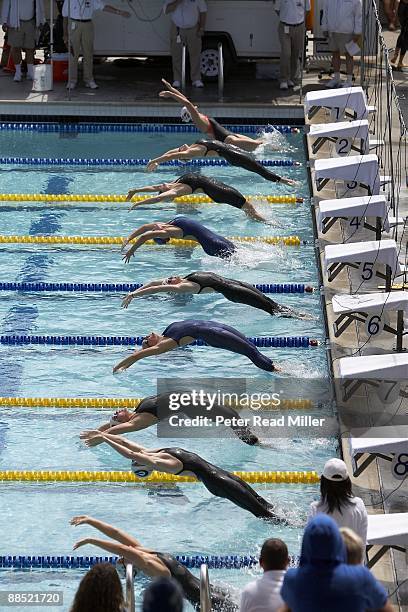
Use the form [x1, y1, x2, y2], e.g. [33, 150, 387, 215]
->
[85, 0, 281, 78]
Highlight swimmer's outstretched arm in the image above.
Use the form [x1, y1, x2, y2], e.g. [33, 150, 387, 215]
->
[73, 538, 168, 576]
[126, 184, 163, 200]
[128, 189, 179, 210]
[159, 80, 209, 132]
[122, 230, 170, 262]
[70, 515, 141, 548]
[147, 148, 198, 172]
[95, 433, 175, 472]
[122, 281, 192, 308]
[113, 339, 175, 372]
[122, 223, 162, 246]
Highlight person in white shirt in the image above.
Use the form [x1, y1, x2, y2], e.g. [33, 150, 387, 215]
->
[308, 458, 368, 545]
[322, 0, 362, 88]
[62, 0, 130, 90]
[240, 538, 289, 612]
[273, 0, 310, 91]
[1, 0, 45, 82]
[164, 0, 207, 88]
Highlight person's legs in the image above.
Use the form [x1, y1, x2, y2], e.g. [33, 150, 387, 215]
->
[290, 23, 305, 83]
[344, 51, 354, 85]
[185, 27, 202, 83]
[278, 21, 291, 86]
[8, 26, 24, 81]
[170, 23, 182, 84]
[383, 0, 397, 29]
[69, 22, 82, 83]
[81, 22, 95, 84]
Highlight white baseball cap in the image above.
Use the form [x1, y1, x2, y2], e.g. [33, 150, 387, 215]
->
[322, 458, 349, 481]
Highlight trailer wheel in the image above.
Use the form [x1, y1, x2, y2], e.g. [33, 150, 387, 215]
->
[200, 39, 232, 81]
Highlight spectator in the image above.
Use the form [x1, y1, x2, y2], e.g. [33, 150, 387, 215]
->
[62, 0, 130, 90]
[143, 577, 184, 612]
[390, 0, 408, 69]
[272, 0, 310, 91]
[240, 538, 289, 612]
[70, 562, 125, 612]
[164, 0, 207, 88]
[340, 527, 364, 565]
[322, 0, 362, 88]
[308, 458, 368, 545]
[1, 0, 45, 82]
[383, 0, 398, 30]
[279, 515, 393, 612]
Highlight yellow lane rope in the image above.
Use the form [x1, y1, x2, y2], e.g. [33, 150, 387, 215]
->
[0, 470, 319, 484]
[0, 193, 302, 204]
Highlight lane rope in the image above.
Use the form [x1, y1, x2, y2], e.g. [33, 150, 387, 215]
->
[0, 156, 298, 168]
[0, 281, 313, 294]
[0, 235, 303, 247]
[0, 335, 318, 347]
[0, 123, 300, 134]
[0, 470, 319, 484]
[0, 554, 300, 570]
[0, 194, 303, 204]
[0, 396, 314, 409]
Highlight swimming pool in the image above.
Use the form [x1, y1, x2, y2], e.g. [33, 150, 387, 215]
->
[0, 124, 337, 610]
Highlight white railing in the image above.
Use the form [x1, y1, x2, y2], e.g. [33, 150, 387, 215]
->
[125, 563, 135, 612]
[200, 564, 211, 612]
[218, 42, 224, 101]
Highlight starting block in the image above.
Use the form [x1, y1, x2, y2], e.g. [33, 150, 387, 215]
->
[314, 154, 390, 196]
[305, 87, 374, 121]
[308, 120, 382, 156]
[317, 195, 389, 239]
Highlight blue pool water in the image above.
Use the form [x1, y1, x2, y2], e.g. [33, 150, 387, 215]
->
[0, 126, 336, 610]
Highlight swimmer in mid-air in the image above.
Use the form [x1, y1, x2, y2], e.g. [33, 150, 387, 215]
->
[146, 139, 298, 185]
[79, 435, 280, 521]
[122, 271, 312, 319]
[159, 79, 296, 152]
[83, 392, 259, 446]
[113, 319, 279, 373]
[126, 172, 275, 223]
[121, 216, 236, 262]
[71, 515, 238, 611]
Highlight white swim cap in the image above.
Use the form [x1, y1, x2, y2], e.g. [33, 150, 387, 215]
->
[131, 460, 153, 479]
[180, 106, 192, 123]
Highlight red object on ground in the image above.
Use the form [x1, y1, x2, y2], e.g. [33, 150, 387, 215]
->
[4, 50, 15, 73]
[52, 58, 68, 82]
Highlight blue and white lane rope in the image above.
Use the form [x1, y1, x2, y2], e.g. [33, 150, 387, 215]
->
[0, 157, 297, 168]
[0, 335, 317, 348]
[0, 554, 300, 570]
[0, 123, 300, 134]
[0, 282, 312, 294]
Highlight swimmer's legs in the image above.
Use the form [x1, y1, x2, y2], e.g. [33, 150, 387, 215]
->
[224, 134, 259, 152]
[242, 200, 269, 223]
[208, 469, 277, 518]
[209, 327, 275, 372]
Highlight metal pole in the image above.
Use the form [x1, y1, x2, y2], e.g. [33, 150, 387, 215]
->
[181, 43, 186, 92]
[218, 42, 224, 102]
[49, 0, 54, 87]
[299, 0, 307, 103]
[67, 0, 71, 100]
[360, 0, 367, 88]
[125, 563, 135, 612]
[200, 564, 211, 612]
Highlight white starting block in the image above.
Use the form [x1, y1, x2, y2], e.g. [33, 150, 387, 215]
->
[305, 87, 374, 121]
[317, 195, 389, 239]
[367, 513, 408, 568]
[324, 239, 402, 292]
[349, 426, 408, 477]
[314, 154, 390, 196]
[332, 291, 407, 351]
[308, 120, 382, 156]
[338, 352, 408, 401]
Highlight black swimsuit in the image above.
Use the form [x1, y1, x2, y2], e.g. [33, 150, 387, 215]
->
[160, 447, 277, 520]
[176, 173, 246, 209]
[206, 116, 233, 142]
[134, 393, 258, 445]
[163, 319, 275, 372]
[196, 139, 282, 182]
[184, 271, 294, 317]
[155, 552, 237, 611]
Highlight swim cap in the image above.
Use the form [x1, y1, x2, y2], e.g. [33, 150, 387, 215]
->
[131, 460, 153, 479]
[110, 416, 119, 426]
[180, 106, 192, 123]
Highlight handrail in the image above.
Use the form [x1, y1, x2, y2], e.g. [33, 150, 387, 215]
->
[181, 43, 187, 92]
[125, 563, 135, 612]
[200, 564, 211, 612]
[218, 42, 224, 101]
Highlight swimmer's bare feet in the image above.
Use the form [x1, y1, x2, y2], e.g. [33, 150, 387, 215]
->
[272, 364, 283, 372]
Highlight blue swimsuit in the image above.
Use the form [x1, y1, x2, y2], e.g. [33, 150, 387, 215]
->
[163, 319, 275, 372]
[155, 216, 236, 259]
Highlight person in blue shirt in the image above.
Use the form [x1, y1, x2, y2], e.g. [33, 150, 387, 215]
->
[279, 515, 393, 612]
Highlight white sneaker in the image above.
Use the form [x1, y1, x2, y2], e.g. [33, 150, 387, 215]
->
[192, 80, 204, 88]
[13, 73, 22, 82]
[85, 80, 99, 89]
[280, 81, 289, 90]
[66, 81, 77, 90]
[172, 80, 181, 87]
[325, 77, 341, 88]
